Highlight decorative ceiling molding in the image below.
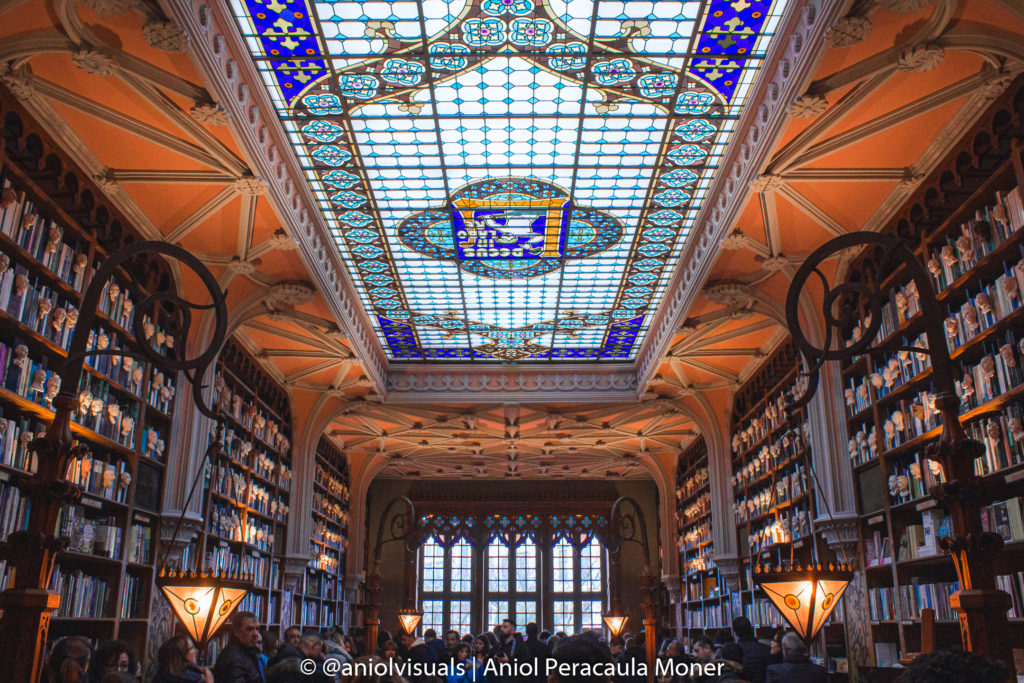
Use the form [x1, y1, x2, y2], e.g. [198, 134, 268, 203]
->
[164, 0, 391, 394]
[333, 401, 694, 480]
[385, 366, 638, 403]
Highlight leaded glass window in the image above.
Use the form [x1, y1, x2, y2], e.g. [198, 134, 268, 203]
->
[419, 537, 474, 633]
[485, 537, 541, 629]
[550, 537, 605, 634]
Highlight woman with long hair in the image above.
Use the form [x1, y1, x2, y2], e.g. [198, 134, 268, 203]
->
[153, 635, 213, 683]
[473, 634, 490, 666]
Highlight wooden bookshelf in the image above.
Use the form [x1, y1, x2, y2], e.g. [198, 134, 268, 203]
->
[838, 79, 1024, 665]
[299, 435, 350, 630]
[0, 95, 182, 668]
[676, 435, 727, 636]
[200, 338, 293, 648]
[729, 341, 848, 671]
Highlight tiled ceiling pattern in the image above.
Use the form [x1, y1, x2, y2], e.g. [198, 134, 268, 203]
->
[229, 0, 788, 362]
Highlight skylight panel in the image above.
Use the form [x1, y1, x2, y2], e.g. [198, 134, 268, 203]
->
[229, 0, 789, 362]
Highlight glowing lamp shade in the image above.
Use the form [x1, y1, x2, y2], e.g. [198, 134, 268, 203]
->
[754, 564, 853, 643]
[397, 608, 423, 635]
[158, 574, 250, 650]
[603, 614, 629, 637]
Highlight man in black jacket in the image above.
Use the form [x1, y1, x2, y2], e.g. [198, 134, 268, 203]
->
[732, 616, 771, 683]
[214, 611, 264, 683]
[265, 632, 332, 683]
[765, 633, 826, 683]
[399, 630, 434, 683]
[522, 622, 549, 683]
[491, 619, 525, 683]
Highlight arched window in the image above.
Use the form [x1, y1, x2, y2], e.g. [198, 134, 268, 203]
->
[420, 536, 473, 634]
[485, 536, 539, 629]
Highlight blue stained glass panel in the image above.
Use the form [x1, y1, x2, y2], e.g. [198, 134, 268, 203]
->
[229, 0, 790, 363]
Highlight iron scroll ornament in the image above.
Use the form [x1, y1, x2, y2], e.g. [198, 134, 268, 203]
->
[783, 231, 959, 416]
[605, 496, 651, 558]
[58, 240, 228, 419]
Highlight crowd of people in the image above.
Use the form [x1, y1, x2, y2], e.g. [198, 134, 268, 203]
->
[44, 612, 1014, 683]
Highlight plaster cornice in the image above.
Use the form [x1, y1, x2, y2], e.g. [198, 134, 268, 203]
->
[385, 364, 638, 403]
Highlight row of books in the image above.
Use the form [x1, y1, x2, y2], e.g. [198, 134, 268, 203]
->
[85, 327, 146, 396]
[241, 591, 268, 620]
[867, 586, 897, 622]
[209, 545, 280, 589]
[995, 570, 1024, 619]
[313, 490, 347, 522]
[208, 503, 276, 551]
[898, 580, 961, 622]
[312, 518, 344, 548]
[49, 567, 110, 618]
[733, 437, 807, 491]
[0, 558, 14, 591]
[218, 425, 292, 489]
[676, 465, 708, 501]
[215, 372, 291, 454]
[56, 506, 123, 558]
[312, 545, 340, 572]
[686, 600, 731, 629]
[748, 506, 812, 553]
[980, 496, 1024, 542]
[926, 195, 1024, 291]
[848, 425, 878, 467]
[147, 369, 176, 415]
[209, 462, 290, 522]
[63, 452, 131, 503]
[732, 395, 804, 455]
[896, 509, 952, 561]
[0, 266, 78, 349]
[119, 573, 144, 619]
[680, 519, 711, 549]
[864, 529, 893, 567]
[944, 272, 1023, 350]
[0, 480, 30, 539]
[0, 182, 91, 292]
[127, 522, 153, 564]
[878, 390, 942, 452]
[0, 340, 139, 448]
[872, 335, 933, 402]
[315, 462, 350, 500]
[681, 492, 709, 523]
[684, 575, 721, 601]
[0, 411, 45, 472]
[965, 402, 1024, 475]
[95, 278, 135, 333]
[734, 465, 809, 523]
[956, 333, 1024, 408]
[888, 453, 946, 506]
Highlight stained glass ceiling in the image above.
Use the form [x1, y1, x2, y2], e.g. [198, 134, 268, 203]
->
[229, 0, 788, 362]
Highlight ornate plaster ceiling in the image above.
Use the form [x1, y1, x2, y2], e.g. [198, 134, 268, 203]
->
[332, 400, 695, 479]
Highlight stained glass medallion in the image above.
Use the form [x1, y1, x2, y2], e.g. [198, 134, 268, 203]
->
[230, 0, 789, 362]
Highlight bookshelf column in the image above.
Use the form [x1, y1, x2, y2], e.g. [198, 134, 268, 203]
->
[708, 414, 739, 594]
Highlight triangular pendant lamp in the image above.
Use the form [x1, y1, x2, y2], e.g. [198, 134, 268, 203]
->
[157, 569, 252, 652]
[754, 562, 853, 643]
